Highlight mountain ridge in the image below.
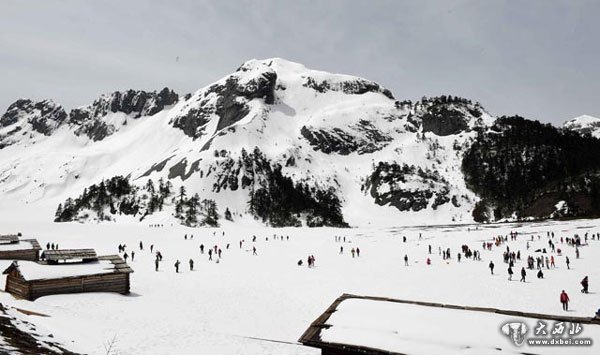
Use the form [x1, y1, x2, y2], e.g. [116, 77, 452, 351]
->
[1, 58, 599, 227]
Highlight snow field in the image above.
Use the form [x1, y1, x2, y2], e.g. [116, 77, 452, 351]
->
[0, 213, 598, 354]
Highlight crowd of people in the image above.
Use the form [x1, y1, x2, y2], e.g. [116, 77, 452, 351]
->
[106, 225, 598, 317]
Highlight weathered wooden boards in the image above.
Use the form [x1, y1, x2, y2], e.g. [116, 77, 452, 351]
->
[3, 253, 133, 301]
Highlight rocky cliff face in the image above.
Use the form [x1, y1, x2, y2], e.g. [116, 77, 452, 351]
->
[0, 89, 179, 146]
[0, 99, 67, 148]
[69, 88, 178, 141]
[170, 61, 277, 140]
[417, 96, 487, 136]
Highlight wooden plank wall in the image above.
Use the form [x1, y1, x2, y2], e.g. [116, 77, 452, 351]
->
[0, 249, 39, 261]
[4, 271, 31, 300]
[29, 273, 130, 300]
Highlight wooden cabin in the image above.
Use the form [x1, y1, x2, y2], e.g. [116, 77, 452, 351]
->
[299, 294, 600, 355]
[0, 236, 41, 261]
[3, 250, 133, 301]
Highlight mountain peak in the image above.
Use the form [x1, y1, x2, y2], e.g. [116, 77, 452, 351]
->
[564, 114, 600, 138]
[0, 98, 68, 148]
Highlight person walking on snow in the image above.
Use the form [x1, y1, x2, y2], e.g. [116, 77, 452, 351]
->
[566, 256, 570, 270]
[581, 276, 589, 293]
[404, 254, 409, 266]
[189, 259, 194, 271]
[520, 267, 526, 282]
[489, 261, 495, 275]
[174, 260, 180, 273]
[560, 290, 570, 311]
[508, 266, 514, 281]
[253, 246, 257, 256]
[155, 258, 159, 271]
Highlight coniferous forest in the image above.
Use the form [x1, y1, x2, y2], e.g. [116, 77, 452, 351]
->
[462, 116, 600, 221]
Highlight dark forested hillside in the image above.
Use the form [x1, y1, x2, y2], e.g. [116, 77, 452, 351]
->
[210, 147, 347, 227]
[462, 116, 600, 221]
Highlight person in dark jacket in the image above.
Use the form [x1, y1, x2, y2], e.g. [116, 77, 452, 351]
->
[581, 276, 589, 293]
[489, 261, 495, 275]
[508, 266, 514, 280]
[520, 267, 526, 282]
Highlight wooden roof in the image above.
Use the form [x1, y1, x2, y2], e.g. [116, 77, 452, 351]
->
[2, 255, 133, 280]
[2, 261, 20, 276]
[0, 239, 41, 251]
[299, 294, 600, 355]
[0, 235, 19, 243]
[44, 249, 97, 262]
[23, 239, 41, 251]
[98, 255, 134, 274]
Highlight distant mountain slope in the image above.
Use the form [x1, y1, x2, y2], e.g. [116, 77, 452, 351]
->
[564, 115, 600, 138]
[2, 58, 599, 226]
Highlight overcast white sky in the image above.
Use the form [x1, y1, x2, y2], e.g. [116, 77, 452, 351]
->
[1, 0, 598, 125]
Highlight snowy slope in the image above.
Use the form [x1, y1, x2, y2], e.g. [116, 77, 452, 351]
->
[564, 115, 600, 138]
[0, 58, 494, 227]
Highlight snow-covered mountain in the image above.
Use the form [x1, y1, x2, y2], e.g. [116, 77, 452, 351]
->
[0, 58, 521, 227]
[563, 114, 600, 138]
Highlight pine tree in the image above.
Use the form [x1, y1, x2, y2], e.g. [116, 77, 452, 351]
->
[179, 185, 186, 202]
[146, 179, 155, 194]
[54, 203, 63, 221]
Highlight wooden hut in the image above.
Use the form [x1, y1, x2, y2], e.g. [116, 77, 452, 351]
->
[299, 294, 600, 355]
[0, 237, 41, 261]
[3, 250, 133, 301]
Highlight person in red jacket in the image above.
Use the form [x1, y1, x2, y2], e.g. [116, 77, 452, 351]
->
[560, 290, 570, 311]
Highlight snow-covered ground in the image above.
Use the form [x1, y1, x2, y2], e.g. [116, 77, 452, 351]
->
[0, 206, 599, 354]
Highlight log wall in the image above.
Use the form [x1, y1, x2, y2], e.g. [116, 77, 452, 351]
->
[4, 272, 31, 300]
[29, 273, 130, 300]
[0, 249, 39, 261]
